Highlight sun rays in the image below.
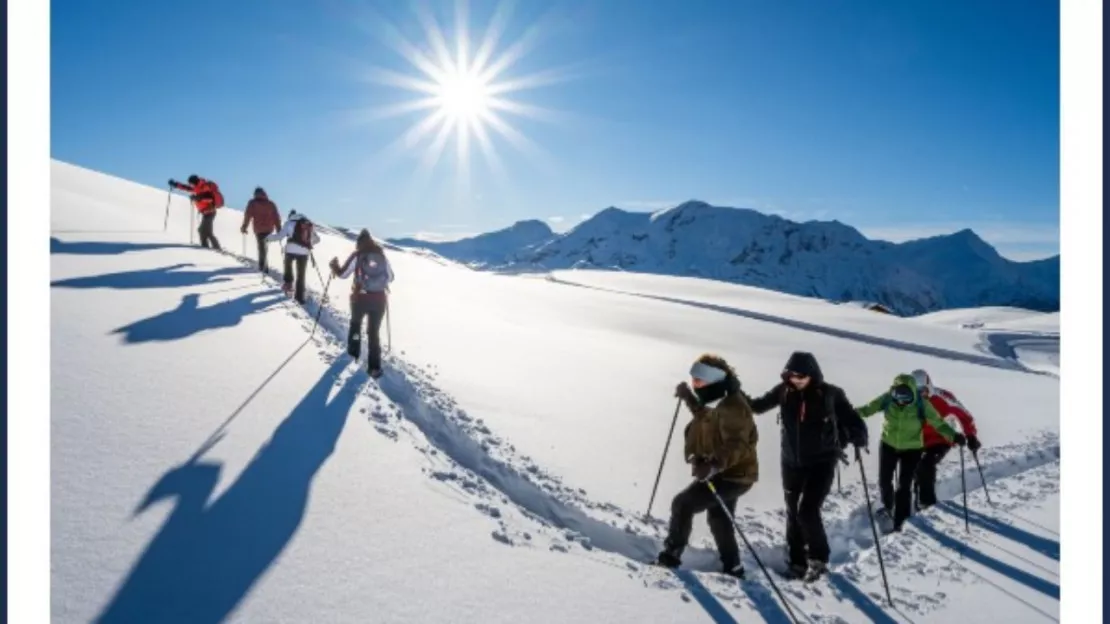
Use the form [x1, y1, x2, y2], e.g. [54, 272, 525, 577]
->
[353, 0, 575, 188]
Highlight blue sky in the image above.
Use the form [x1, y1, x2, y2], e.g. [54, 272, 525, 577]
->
[51, 0, 1059, 260]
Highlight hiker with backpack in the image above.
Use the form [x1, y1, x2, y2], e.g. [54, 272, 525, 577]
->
[653, 354, 758, 580]
[856, 373, 966, 533]
[241, 187, 282, 273]
[266, 210, 320, 304]
[169, 174, 225, 250]
[329, 229, 394, 378]
[745, 351, 869, 581]
[910, 369, 982, 510]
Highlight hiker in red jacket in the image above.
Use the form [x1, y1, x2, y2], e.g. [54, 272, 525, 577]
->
[911, 369, 982, 509]
[169, 174, 225, 250]
[241, 187, 282, 273]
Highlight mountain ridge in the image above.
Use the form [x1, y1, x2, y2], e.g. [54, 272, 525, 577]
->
[386, 201, 1059, 316]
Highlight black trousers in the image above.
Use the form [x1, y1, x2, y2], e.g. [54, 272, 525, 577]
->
[254, 231, 273, 272]
[914, 444, 951, 509]
[283, 253, 309, 304]
[782, 459, 837, 564]
[348, 295, 388, 372]
[198, 212, 220, 250]
[879, 443, 923, 529]
[663, 477, 751, 570]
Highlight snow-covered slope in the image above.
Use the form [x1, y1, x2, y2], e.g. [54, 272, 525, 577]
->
[52, 161, 1061, 623]
[390, 201, 1059, 316]
[389, 219, 554, 268]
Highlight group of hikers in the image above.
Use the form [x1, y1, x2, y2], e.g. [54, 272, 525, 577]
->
[166, 173, 986, 592]
[168, 174, 395, 378]
[656, 353, 981, 585]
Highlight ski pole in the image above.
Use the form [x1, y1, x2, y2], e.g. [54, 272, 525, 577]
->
[242, 232, 246, 257]
[959, 445, 969, 533]
[385, 297, 392, 352]
[972, 450, 992, 506]
[310, 272, 334, 339]
[189, 206, 195, 245]
[162, 189, 172, 231]
[705, 480, 800, 624]
[645, 398, 681, 520]
[855, 446, 892, 606]
[310, 252, 327, 299]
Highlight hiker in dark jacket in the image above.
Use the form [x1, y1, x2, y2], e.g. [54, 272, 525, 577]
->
[329, 229, 394, 378]
[240, 187, 282, 273]
[655, 354, 758, 580]
[747, 351, 868, 581]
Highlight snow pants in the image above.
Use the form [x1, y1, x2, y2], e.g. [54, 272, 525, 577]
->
[348, 293, 388, 372]
[782, 459, 837, 564]
[198, 211, 221, 250]
[913, 444, 951, 510]
[878, 443, 923, 530]
[255, 230, 274, 273]
[662, 477, 751, 571]
[283, 253, 309, 304]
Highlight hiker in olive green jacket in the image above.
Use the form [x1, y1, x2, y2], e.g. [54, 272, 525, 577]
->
[857, 373, 966, 532]
[654, 354, 758, 579]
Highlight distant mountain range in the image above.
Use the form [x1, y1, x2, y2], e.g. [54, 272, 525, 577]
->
[387, 200, 1060, 316]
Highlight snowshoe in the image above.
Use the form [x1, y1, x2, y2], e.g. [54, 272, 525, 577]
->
[803, 560, 827, 583]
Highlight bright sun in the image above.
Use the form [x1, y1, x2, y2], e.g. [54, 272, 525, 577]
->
[355, 0, 575, 183]
[436, 70, 491, 122]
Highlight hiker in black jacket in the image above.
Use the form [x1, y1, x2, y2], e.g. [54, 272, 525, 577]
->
[746, 351, 869, 582]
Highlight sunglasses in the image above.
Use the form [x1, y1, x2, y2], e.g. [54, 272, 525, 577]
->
[786, 371, 809, 380]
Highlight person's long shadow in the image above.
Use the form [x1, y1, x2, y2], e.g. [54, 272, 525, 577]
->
[825, 572, 900, 623]
[672, 568, 797, 624]
[52, 263, 251, 291]
[111, 290, 287, 344]
[908, 516, 1059, 600]
[50, 237, 193, 256]
[95, 358, 367, 624]
[934, 501, 1059, 561]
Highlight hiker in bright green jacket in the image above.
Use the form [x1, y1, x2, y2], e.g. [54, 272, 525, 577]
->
[857, 373, 967, 532]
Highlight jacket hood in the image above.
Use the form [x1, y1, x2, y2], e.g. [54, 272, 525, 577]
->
[782, 351, 824, 384]
[891, 373, 920, 398]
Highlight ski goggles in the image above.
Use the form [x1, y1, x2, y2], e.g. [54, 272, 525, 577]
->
[889, 384, 914, 405]
[690, 361, 727, 388]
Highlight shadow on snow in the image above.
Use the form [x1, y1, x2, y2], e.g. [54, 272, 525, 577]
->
[111, 290, 286, 344]
[95, 357, 366, 624]
[52, 263, 252, 290]
[50, 237, 194, 255]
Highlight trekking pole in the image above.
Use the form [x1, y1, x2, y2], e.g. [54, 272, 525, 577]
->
[189, 207, 195, 245]
[310, 252, 328, 301]
[855, 447, 892, 606]
[162, 189, 172, 231]
[959, 445, 970, 533]
[972, 450, 993, 506]
[242, 233, 246, 257]
[645, 398, 682, 520]
[385, 297, 392, 352]
[310, 272, 334, 339]
[705, 480, 800, 624]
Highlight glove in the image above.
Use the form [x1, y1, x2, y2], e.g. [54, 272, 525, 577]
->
[674, 382, 696, 404]
[691, 458, 717, 481]
[240, 226, 248, 234]
[967, 435, 981, 453]
[168, 178, 176, 187]
[329, 257, 340, 275]
[952, 433, 967, 447]
[849, 428, 868, 450]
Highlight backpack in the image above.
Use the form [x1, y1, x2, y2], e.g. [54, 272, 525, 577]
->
[353, 251, 389, 293]
[208, 181, 225, 208]
[292, 218, 315, 249]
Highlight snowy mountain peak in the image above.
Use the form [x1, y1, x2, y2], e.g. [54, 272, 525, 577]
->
[391, 201, 1058, 316]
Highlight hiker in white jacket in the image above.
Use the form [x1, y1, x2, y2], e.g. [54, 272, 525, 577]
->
[267, 210, 321, 303]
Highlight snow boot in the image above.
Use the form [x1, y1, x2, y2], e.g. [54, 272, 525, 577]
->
[723, 563, 745, 581]
[875, 508, 896, 534]
[781, 560, 808, 580]
[652, 550, 681, 569]
[803, 560, 827, 583]
[369, 367, 383, 380]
